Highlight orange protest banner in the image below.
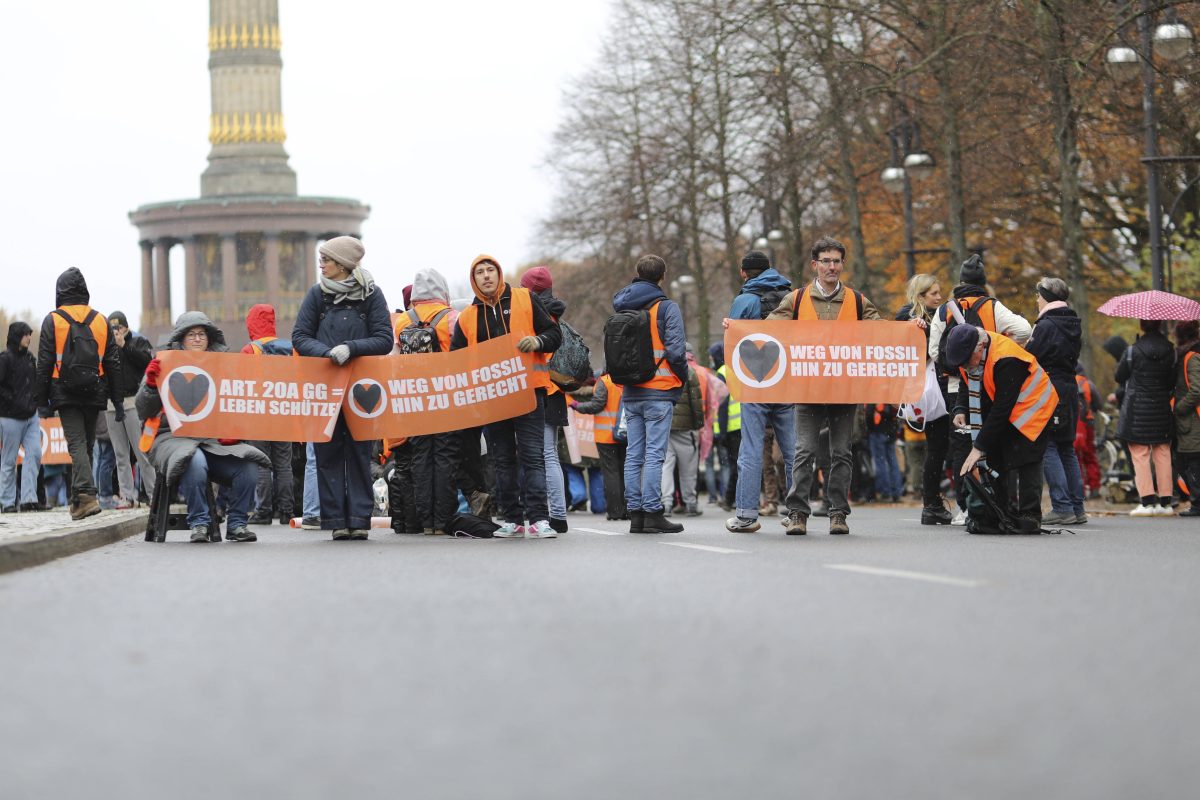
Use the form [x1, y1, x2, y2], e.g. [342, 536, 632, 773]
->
[15, 418, 71, 465]
[158, 350, 350, 442]
[723, 320, 925, 404]
[342, 334, 537, 440]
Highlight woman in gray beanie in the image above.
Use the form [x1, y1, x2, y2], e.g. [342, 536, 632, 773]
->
[291, 236, 394, 540]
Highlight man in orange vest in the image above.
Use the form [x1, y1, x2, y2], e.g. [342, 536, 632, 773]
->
[945, 324, 1059, 533]
[767, 237, 883, 536]
[32, 268, 123, 521]
[611, 255, 688, 534]
[450, 255, 561, 539]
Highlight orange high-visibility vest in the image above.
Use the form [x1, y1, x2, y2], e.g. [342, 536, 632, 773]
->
[963, 331, 1058, 442]
[456, 288, 552, 390]
[593, 374, 624, 445]
[138, 415, 162, 452]
[1075, 374, 1094, 423]
[792, 285, 863, 321]
[639, 301, 683, 390]
[52, 305, 108, 379]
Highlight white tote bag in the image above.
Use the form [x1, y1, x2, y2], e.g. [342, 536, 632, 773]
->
[898, 362, 948, 432]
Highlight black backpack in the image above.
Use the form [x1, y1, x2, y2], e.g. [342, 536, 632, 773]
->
[744, 285, 791, 320]
[53, 309, 103, 392]
[603, 299, 665, 386]
[963, 467, 1067, 535]
[935, 296, 994, 375]
[448, 513, 501, 538]
[397, 308, 451, 354]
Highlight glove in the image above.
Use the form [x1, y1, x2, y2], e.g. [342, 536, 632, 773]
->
[329, 344, 352, 365]
[516, 336, 541, 353]
[218, 438, 240, 446]
[144, 358, 162, 388]
[114, 406, 126, 424]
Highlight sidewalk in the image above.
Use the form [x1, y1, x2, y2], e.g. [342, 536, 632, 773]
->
[0, 507, 148, 575]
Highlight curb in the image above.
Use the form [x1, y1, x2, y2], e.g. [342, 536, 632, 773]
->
[0, 512, 149, 576]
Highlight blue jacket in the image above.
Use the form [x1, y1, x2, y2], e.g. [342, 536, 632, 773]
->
[291, 284, 394, 359]
[612, 279, 687, 402]
[728, 268, 792, 320]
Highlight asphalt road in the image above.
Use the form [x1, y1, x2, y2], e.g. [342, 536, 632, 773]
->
[1, 505, 1197, 799]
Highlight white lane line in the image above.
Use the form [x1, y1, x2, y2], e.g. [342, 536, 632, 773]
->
[661, 542, 748, 555]
[824, 563, 986, 588]
[575, 526, 627, 536]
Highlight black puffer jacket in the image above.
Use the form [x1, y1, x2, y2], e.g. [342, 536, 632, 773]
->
[33, 268, 122, 411]
[1027, 306, 1082, 442]
[1115, 331, 1176, 444]
[0, 321, 38, 420]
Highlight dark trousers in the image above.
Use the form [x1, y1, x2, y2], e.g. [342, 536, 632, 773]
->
[1180, 452, 1200, 506]
[723, 430, 742, 508]
[58, 406, 98, 503]
[922, 413, 951, 507]
[388, 442, 419, 531]
[314, 412, 375, 530]
[948, 429, 973, 510]
[251, 440, 294, 517]
[457, 426, 487, 497]
[597, 441, 627, 519]
[410, 431, 461, 530]
[1000, 460, 1045, 525]
[486, 392, 547, 524]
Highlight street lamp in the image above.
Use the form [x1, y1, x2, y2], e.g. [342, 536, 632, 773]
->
[1108, 0, 1195, 291]
[882, 83, 935, 278]
[670, 274, 696, 328]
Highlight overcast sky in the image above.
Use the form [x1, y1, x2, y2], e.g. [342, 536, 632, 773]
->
[2, 0, 609, 331]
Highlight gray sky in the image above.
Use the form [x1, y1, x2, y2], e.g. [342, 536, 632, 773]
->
[2, 0, 609, 331]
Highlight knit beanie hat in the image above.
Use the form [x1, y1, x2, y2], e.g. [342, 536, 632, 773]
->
[741, 250, 771, 275]
[959, 253, 987, 287]
[320, 236, 365, 270]
[520, 266, 554, 294]
[402, 284, 413, 310]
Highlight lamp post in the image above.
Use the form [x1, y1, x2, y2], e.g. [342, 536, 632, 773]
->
[753, 228, 785, 265]
[881, 77, 935, 279]
[670, 274, 696, 330]
[1107, 0, 1194, 291]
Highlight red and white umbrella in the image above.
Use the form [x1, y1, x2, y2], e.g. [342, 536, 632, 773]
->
[1097, 290, 1200, 321]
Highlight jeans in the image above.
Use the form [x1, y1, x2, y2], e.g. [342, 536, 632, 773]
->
[723, 430, 741, 508]
[0, 416, 41, 506]
[736, 403, 796, 520]
[786, 404, 856, 518]
[93, 439, 115, 501]
[662, 430, 700, 509]
[622, 398, 673, 513]
[544, 423, 566, 519]
[314, 412, 376, 530]
[58, 406, 98, 503]
[303, 442, 319, 519]
[107, 404, 156, 503]
[868, 432, 903, 499]
[587, 467, 606, 514]
[564, 463, 587, 509]
[704, 443, 723, 501]
[1043, 438, 1085, 515]
[179, 449, 258, 529]
[486, 391, 548, 524]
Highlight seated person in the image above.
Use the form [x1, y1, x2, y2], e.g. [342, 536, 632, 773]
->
[135, 311, 269, 543]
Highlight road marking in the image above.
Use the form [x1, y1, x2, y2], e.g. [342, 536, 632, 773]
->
[661, 542, 748, 554]
[575, 526, 627, 536]
[824, 563, 986, 588]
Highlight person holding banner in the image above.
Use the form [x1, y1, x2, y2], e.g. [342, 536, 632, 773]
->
[451, 255, 561, 539]
[945, 324, 1057, 533]
[292, 236, 395, 540]
[135, 312, 269, 543]
[766, 237, 882, 536]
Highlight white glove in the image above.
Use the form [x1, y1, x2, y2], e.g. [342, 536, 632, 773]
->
[329, 344, 351, 365]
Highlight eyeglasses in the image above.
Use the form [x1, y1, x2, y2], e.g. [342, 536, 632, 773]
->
[183, 331, 208, 340]
[816, 258, 844, 266]
[319, 256, 334, 265]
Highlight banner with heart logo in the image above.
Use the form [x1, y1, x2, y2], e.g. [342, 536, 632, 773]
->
[157, 334, 538, 442]
[724, 320, 925, 404]
[13, 418, 71, 466]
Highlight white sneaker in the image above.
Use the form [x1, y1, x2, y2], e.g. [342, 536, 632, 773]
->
[950, 509, 968, 526]
[1130, 504, 1156, 517]
[526, 520, 557, 538]
[495, 522, 524, 538]
[1153, 504, 1176, 516]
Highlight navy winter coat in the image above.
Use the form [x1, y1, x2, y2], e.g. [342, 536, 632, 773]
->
[291, 284, 394, 360]
[1027, 306, 1082, 442]
[1115, 331, 1176, 444]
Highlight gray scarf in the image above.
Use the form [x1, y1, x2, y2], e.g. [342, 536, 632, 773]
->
[320, 267, 375, 304]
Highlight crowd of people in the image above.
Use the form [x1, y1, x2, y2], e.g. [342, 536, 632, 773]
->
[2, 235, 1198, 541]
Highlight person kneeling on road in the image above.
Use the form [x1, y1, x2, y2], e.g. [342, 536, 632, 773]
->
[135, 312, 270, 543]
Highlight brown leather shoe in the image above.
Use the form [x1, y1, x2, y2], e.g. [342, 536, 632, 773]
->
[70, 495, 102, 521]
[829, 513, 849, 535]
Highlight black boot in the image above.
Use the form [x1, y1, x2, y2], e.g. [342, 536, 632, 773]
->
[921, 504, 953, 525]
[629, 511, 645, 533]
[641, 509, 684, 534]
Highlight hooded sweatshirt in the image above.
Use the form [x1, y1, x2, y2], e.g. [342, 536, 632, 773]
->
[450, 255, 561, 353]
[405, 268, 455, 352]
[241, 304, 278, 352]
[33, 267, 122, 411]
[0, 321, 38, 419]
[611, 278, 687, 402]
[729, 268, 792, 320]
